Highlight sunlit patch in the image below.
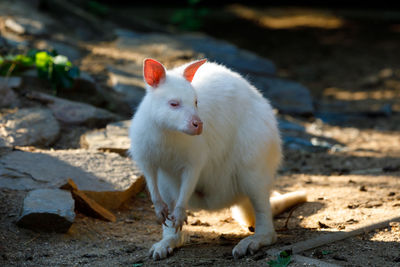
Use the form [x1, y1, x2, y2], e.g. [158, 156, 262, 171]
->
[186, 209, 250, 236]
[323, 87, 400, 101]
[228, 5, 344, 30]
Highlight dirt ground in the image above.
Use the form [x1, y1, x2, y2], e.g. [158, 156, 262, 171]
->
[1, 5, 400, 267]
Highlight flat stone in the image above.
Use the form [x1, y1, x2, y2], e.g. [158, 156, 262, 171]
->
[251, 76, 314, 115]
[17, 189, 75, 233]
[0, 108, 60, 146]
[0, 150, 141, 191]
[27, 91, 120, 127]
[81, 120, 130, 152]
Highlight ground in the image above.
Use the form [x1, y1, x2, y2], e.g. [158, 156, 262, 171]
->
[1, 4, 400, 267]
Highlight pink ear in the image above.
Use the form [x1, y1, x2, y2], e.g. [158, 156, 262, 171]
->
[183, 59, 207, 82]
[143, 58, 166, 87]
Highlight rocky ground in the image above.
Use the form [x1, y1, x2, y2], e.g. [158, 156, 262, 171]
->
[0, 1, 400, 266]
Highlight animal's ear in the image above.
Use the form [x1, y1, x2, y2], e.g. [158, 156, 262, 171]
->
[183, 59, 207, 82]
[143, 58, 166, 88]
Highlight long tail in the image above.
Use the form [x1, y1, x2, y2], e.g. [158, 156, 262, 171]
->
[270, 191, 307, 216]
[231, 191, 307, 229]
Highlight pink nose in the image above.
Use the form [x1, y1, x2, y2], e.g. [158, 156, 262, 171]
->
[189, 116, 203, 135]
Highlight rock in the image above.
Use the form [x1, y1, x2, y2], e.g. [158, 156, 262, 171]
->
[115, 33, 195, 63]
[0, 31, 29, 48]
[115, 31, 276, 76]
[278, 119, 305, 132]
[27, 91, 120, 127]
[81, 120, 130, 153]
[0, 76, 22, 89]
[0, 138, 12, 155]
[178, 33, 276, 75]
[0, 108, 60, 146]
[283, 136, 331, 152]
[61, 176, 145, 210]
[60, 179, 116, 222]
[35, 40, 81, 62]
[0, 77, 21, 108]
[5, 17, 47, 36]
[0, 150, 142, 191]
[5, 18, 25, 35]
[16, 189, 75, 233]
[251, 76, 314, 115]
[107, 64, 146, 106]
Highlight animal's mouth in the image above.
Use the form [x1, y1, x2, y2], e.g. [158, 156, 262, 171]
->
[183, 125, 203, 136]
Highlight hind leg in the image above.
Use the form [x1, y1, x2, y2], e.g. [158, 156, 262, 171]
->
[232, 173, 276, 259]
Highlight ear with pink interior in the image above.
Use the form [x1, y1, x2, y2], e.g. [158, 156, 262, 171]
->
[143, 58, 166, 88]
[183, 59, 207, 82]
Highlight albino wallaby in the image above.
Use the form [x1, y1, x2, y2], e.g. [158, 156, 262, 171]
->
[129, 58, 306, 260]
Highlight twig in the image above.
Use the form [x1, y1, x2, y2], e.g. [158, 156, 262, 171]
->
[276, 203, 303, 232]
[23, 233, 40, 245]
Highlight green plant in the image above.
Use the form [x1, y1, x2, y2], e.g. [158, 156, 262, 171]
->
[0, 49, 80, 93]
[86, 0, 109, 17]
[267, 250, 292, 267]
[170, 0, 209, 31]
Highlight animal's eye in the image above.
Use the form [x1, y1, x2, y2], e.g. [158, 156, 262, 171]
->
[168, 100, 180, 108]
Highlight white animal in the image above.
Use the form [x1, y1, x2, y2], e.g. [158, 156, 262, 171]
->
[129, 58, 306, 260]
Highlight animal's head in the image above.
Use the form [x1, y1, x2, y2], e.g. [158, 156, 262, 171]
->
[143, 58, 206, 136]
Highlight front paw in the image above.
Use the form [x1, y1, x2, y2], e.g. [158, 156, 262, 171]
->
[149, 238, 175, 260]
[154, 201, 169, 225]
[171, 206, 187, 231]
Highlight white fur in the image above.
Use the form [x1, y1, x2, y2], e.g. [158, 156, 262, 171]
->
[130, 60, 296, 260]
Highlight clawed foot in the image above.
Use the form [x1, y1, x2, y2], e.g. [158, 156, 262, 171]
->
[149, 238, 175, 260]
[170, 206, 188, 232]
[154, 200, 169, 226]
[148, 233, 186, 260]
[232, 232, 277, 259]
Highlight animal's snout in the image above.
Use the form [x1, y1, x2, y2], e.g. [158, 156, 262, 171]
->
[192, 119, 203, 134]
[187, 115, 203, 135]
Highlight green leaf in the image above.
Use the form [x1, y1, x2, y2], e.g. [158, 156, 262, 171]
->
[35, 51, 52, 70]
[0, 56, 3, 65]
[15, 54, 34, 66]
